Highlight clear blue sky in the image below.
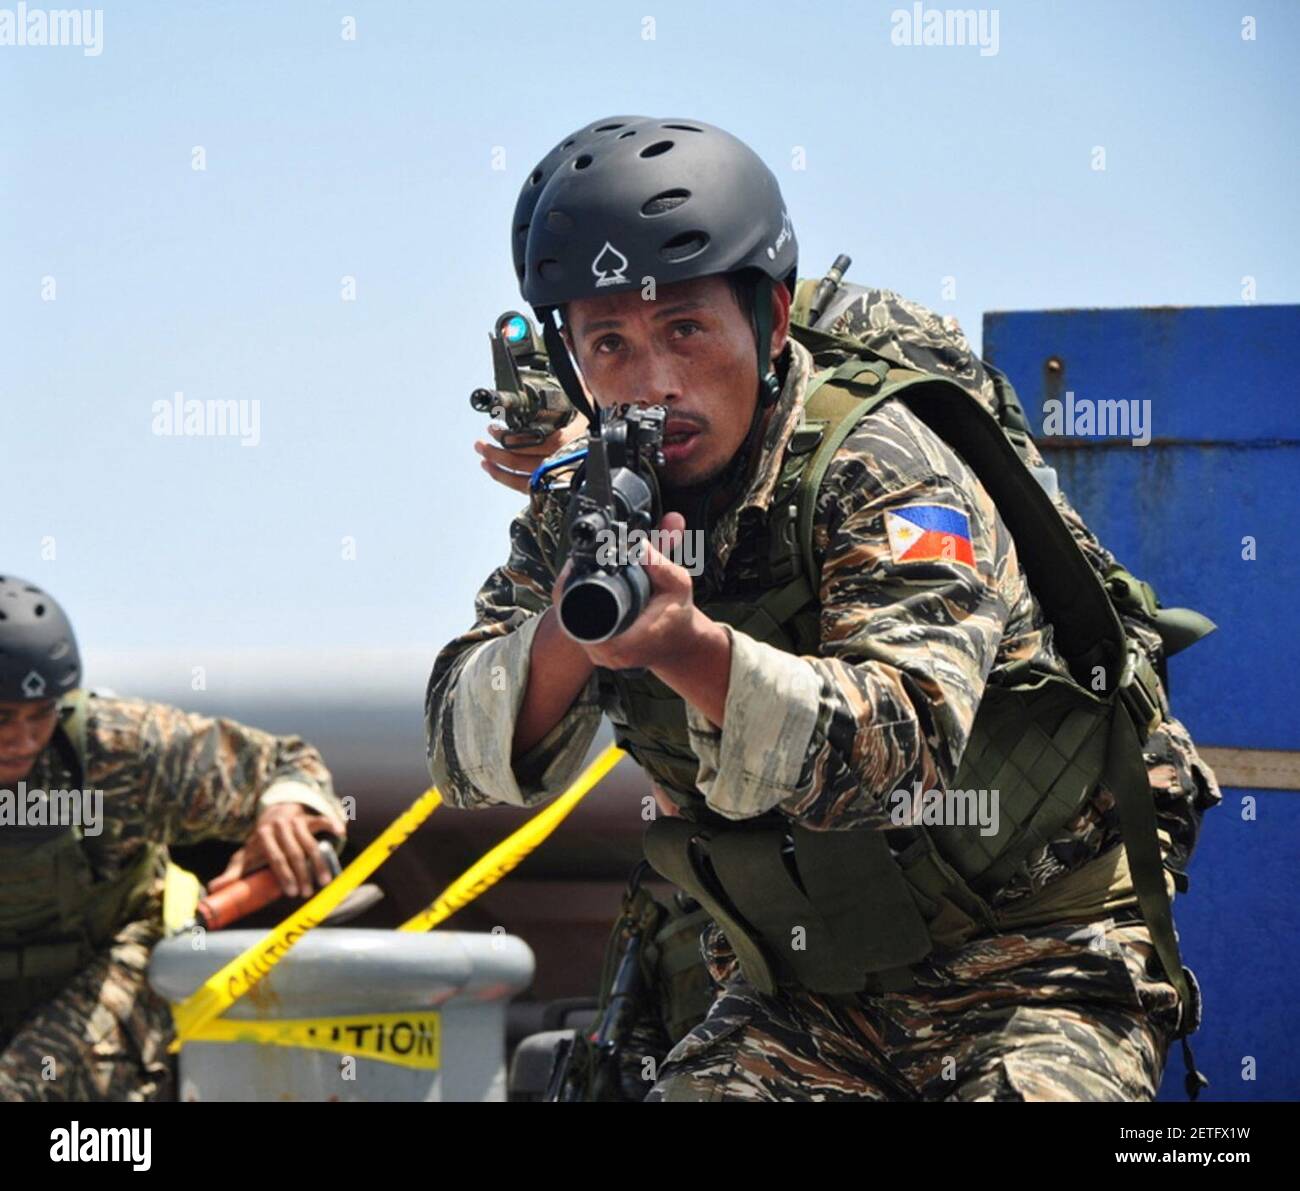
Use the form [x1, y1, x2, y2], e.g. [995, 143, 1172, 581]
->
[3, 0, 1297, 660]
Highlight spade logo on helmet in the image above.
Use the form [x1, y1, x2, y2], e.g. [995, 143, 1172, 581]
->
[21, 670, 46, 698]
[592, 241, 630, 288]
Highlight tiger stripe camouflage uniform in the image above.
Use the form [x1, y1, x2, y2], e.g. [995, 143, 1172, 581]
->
[808, 286, 1221, 896]
[429, 295, 1217, 1102]
[0, 694, 344, 1102]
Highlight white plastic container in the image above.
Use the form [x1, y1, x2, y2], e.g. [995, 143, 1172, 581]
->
[148, 929, 534, 1102]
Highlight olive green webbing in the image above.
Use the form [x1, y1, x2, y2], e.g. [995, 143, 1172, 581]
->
[642, 817, 780, 994]
[642, 816, 930, 996]
[797, 373, 1124, 686]
[59, 689, 90, 786]
[1105, 703, 1199, 1041]
[791, 374, 1196, 1038]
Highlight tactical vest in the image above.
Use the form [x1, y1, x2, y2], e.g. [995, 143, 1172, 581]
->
[587, 357, 1208, 1041]
[0, 692, 164, 1032]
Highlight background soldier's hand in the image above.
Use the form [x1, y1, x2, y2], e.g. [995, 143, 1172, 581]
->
[208, 803, 344, 898]
[475, 418, 586, 494]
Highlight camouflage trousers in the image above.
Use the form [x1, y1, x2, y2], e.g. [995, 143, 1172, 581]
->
[0, 914, 175, 1102]
[645, 914, 1183, 1102]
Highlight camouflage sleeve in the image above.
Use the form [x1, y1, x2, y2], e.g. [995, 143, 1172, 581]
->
[425, 498, 602, 809]
[686, 403, 1021, 829]
[84, 695, 343, 848]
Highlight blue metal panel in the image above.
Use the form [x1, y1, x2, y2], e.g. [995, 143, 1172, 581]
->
[983, 304, 1300, 1102]
[984, 305, 1300, 748]
[985, 305, 1300, 443]
[1151, 793, 1300, 1100]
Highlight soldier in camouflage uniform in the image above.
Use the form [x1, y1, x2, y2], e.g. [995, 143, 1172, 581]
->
[440, 116, 1218, 1101]
[0, 576, 347, 1101]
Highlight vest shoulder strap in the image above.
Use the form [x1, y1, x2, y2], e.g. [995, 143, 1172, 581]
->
[795, 369, 1126, 686]
[56, 688, 90, 789]
[789, 369, 1202, 1060]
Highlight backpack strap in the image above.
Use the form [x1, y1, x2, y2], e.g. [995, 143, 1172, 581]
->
[794, 360, 895, 589]
[797, 371, 1125, 683]
[791, 371, 1204, 1078]
[55, 688, 90, 789]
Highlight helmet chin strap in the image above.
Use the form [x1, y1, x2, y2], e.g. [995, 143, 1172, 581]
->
[751, 278, 781, 409]
[539, 309, 600, 431]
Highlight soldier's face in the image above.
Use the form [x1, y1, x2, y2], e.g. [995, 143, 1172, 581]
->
[0, 699, 59, 784]
[566, 274, 790, 488]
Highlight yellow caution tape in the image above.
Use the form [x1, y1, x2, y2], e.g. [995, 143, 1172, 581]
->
[185, 1011, 441, 1071]
[169, 742, 625, 1052]
[398, 743, 625, 932]
[169, 786, 443, 1050]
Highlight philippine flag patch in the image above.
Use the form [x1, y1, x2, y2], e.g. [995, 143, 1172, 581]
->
[884, 504, 976, 568]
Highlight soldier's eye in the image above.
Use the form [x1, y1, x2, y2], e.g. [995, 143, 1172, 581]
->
[593, 335, 623, 354]
[671, 321, 701, 339]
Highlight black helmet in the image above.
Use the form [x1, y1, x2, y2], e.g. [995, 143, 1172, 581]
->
[515, 115, 796, 302]
[513, 116, 797, 424]
[0, 577, 81, 702]
[510, 115, 649, 290]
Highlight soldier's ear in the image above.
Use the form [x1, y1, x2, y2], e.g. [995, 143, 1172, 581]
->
[769, 279, 792, 363]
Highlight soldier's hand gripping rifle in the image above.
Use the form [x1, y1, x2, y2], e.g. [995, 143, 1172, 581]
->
[557, 405, 666, 644]
[469, 310, 576, 449]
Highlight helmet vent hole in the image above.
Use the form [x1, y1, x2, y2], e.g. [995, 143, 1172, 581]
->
[659, 232, 709, 263]
[529, 168, 543, 186]
[545, 210, 573, 232]
[639, 140, 674, 159]
[34, 604, 45, 617]
[593, 123, 624, 132]
[661, 123, 703, 133]
[642, 189, 691, 216]
[538, 259, 565, 282]
[617, 130, 636, 139]
[572, 154, 593, 171]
